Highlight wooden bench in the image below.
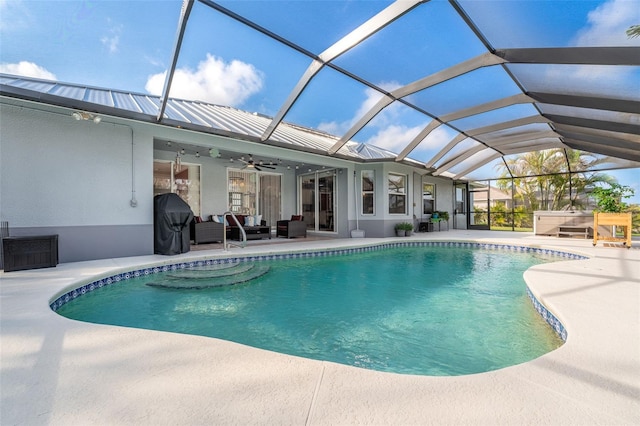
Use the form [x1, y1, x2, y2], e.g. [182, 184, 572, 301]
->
[557, 226, 590, 239]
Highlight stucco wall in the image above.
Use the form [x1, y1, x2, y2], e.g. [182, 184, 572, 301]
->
[1, 104, 153, 262]
[1, 101, 457, 263]
[153, 148, 300, 223]
[351, 163, 454, 237]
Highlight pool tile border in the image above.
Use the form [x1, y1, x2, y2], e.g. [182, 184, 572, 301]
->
[50, 241, 586, 340]
[526, 287, 567, 341]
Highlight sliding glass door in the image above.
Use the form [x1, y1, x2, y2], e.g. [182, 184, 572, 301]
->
[300, 170, 336, 232]
[259, 174, 282, 228]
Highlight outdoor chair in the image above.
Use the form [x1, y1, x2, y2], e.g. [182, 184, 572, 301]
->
[276, 215, 307, 238]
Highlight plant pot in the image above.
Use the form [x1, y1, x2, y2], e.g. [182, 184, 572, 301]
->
[396, 230, 406, 237]
[405, 230, 412, 236]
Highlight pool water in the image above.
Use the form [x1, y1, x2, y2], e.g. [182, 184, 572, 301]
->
[56, 246, 564, 376]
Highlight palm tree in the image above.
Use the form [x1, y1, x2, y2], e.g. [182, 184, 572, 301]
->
[495, 149, 615, 211]
[627, 25, 640, 38]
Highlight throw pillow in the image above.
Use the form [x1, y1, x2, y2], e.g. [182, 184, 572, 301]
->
[255, 214, 262, 225]
[245, 216, 256, 226]
[291, 215, 303, 221]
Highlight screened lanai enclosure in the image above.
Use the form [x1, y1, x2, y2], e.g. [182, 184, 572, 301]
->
[1, 0, 639, 233]
[155, 0, 640, 175]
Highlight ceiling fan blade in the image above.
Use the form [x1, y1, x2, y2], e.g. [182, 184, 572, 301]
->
[261, 165, 276, 170]
[254, 165, 262, 171]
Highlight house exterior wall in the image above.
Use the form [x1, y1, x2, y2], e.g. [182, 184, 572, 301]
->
[0, 104, 154, 263]
[153, 148, 302, 224]
[351, 163, 454, 237]
[1, 100, 456, 264]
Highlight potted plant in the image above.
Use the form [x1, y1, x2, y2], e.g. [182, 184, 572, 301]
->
[591, 183, 634, 247]
[395, 222, 413, 237]
[591, 183, 634, 213]
[436, 211, 450, 222]
[402, 222, 414, 236]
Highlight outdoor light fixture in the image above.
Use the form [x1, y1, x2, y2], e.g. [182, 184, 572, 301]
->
[72, 111, 101, 123]
[175, 151, 182, 173]
[208, 148, 219, 158]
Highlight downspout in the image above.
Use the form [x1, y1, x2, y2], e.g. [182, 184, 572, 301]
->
[107, 121, 137, 207]
[354, 170, 359, 230]
[130, 126, 137, 207]
[351, 170, 365, 238]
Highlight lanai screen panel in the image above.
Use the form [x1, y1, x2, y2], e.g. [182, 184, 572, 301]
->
[331, 1, 485, 86]
[2, 0, 639, 179]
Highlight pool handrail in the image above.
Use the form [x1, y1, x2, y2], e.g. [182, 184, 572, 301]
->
[223, 211, 247, 251]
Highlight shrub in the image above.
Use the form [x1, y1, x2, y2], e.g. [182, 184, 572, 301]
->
[395, 222, 413, 231]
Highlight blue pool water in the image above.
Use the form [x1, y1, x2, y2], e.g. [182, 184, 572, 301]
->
[56, 246, 564, 376]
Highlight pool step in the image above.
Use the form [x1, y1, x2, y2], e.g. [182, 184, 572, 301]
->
[146, 264, 270, 290]
[164, 262, 254, 279]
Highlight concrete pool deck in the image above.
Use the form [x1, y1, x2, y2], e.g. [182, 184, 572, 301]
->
[1, 230, 638, 425]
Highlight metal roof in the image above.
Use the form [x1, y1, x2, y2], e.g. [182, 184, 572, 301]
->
[1, 0, 639, 179]
[0, 73, 399, 162]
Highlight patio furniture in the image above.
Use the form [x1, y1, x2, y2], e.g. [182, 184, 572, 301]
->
[211, 214, 271, 241]
[418, 222, 433, 232]
[229, 225, 271, 241]
[277, 215, 307, 238]
[190, 218, 225, 244]
[593, 211, 632, 248]
[2, 235, 58, 272]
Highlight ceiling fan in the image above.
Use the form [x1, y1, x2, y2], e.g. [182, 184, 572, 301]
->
[238, 155, 276, 172]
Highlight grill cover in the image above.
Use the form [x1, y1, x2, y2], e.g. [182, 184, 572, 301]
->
[153, 193, 194, 255]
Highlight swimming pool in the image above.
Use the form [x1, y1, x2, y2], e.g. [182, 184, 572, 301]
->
[53, 242, 577, 376]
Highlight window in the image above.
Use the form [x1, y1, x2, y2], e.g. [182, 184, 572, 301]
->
[388, 173, 406, 214]
[228, 169, 282, 227]
[362, 170, 375, 215]
[228, 170, 256, 215]
[422, 182, 435, 215]
[153, 160, 201, 216]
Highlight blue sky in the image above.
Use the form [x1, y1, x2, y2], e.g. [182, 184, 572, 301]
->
[1, 0, 639, 201]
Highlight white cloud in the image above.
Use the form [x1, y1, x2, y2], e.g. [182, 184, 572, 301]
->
[0, 61, 56, 80]
[364, 124, 423, 152]
[317, 80, 450, 156]
[317, 82, 401, 135]
[145, 54, 263, 106]
[101, 20, 122, 54]
[572, 0, 640, 46]
[101, 34, 119, 54]
[542, 0, 640, 95]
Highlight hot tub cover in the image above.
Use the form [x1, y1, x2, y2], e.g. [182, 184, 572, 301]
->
[153, 193, 194, 255]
